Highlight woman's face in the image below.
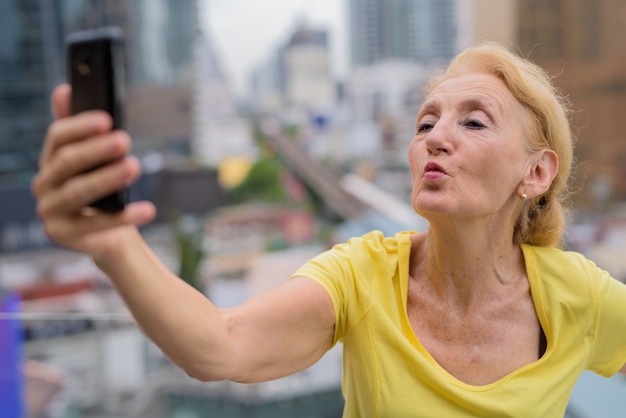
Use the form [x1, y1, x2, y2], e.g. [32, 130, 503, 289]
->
[409, 72, 535, 221]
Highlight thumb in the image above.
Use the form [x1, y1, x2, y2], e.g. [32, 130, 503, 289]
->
[51, 84, 72, 120]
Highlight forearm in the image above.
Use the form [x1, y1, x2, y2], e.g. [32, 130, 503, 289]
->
[34, 88, 239, 380]
[94, 227, 234, 381]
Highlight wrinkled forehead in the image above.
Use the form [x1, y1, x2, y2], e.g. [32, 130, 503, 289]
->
[422, 72, 525, 115]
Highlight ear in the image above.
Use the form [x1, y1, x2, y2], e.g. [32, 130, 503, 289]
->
[520, 149, 559, 198]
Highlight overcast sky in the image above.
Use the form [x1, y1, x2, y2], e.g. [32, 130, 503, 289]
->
[203, 0, 347, 94]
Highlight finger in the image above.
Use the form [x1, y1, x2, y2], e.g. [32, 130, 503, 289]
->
[35, 130, 131, 193]
[51, 84, 72, 119]
[37, 156, 141, 217]
[46, 201, 156, 240]
[93, 201, 156, 228]
[42, 201, 156, 248]
[41, 84, 72, 167]
[40, 110, 112, 167]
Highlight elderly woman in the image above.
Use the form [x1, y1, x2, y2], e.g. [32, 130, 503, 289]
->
[33, 42, 626, 417]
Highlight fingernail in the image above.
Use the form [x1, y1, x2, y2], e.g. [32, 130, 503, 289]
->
[93, 112, 111, 131]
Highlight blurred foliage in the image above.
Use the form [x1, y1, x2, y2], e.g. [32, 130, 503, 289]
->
[284, 123, 300, 140]
[228, 155, 286, 203]
[170, 213, 205, 291]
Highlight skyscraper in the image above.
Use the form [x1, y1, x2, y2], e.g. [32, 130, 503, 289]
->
[123, 0, 198, 157]
[0, 0, 198, 189]
[516, 0, 626, 206]
[0, 0, 134, 190]
[347, 0, 457, 68]
[129, 0, 196, 86]
[0, 0, 62, 189]
[283, 23, 336, 109]
[0, 0, 200, 252]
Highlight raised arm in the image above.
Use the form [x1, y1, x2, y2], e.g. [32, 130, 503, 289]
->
[32, 85, 336, 383]
[94, 234, 335, 382]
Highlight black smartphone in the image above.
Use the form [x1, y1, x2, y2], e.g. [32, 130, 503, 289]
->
[66, 26, 128, 212]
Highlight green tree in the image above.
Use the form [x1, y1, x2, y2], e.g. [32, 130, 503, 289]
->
[229, 156, 286, 203]
[170, 214, 205, 291]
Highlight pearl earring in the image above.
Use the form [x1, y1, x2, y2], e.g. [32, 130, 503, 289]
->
[520, 193, 528, 201]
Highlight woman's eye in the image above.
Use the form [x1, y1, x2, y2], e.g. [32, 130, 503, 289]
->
[417, 122, 434, 133]
[464, 119, 485, 130]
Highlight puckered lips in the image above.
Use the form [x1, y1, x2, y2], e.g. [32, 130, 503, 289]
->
[423, 161, 447, 182]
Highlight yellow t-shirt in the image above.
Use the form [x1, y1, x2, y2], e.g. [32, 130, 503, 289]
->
[292, 230, 626, 417]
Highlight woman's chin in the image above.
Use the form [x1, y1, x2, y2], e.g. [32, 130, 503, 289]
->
[413, 202, 456, 219]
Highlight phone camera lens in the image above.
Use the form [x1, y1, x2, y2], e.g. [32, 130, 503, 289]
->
[77, 50, 92, 75]
[78, 62, 91, 75]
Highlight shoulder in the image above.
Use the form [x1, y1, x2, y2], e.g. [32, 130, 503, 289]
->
[292, 231, 415, 339]
[522, 244, 617, 311]
[325, 229, 412, 264]
[294, 230, 414, 284]
[522, 244, 601, 278]
[335, 230, 414, 256]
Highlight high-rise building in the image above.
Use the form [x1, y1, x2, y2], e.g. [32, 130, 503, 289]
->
[470, 0, 517, 46]
[347, 0, 457, 68]
[129, 0, 196, 86]
[0, 0, 135, 190]
[250, 51, 285, 111]
[250, 22, 336, 113]
[515, 0, 626, 207]
[0, 0, 201, 252]
[123, 0, 198, 156]
[0, 0, 198, 191]
[192, 29, 253, 168]
[283, 23, 336, 109]
[0, 0, 62, 189]
[458, 0, 626, 207]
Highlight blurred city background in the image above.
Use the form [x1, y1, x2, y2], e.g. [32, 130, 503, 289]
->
[0, 0, 625, 417]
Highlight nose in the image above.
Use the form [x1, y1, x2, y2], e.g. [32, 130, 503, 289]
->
[424, 119, 454, 155]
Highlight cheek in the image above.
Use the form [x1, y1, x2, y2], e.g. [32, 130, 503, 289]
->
[462, 145, 506, 192]
[477, 146, 523, 192]
[407, 140, 424, 178]
[477, 143, 508, 174]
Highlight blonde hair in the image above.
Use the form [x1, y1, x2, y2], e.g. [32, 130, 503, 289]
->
[427, 42, 574, 247]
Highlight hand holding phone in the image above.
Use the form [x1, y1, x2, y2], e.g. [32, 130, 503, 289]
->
[66, 26, 128, 212]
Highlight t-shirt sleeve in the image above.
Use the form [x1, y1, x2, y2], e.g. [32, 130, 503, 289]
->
[587, 264, 626, 376]
[290, 231, 394, 346]
[291, 243, 353, 346]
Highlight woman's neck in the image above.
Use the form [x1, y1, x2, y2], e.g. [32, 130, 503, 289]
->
[411, 220, 526, 312]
